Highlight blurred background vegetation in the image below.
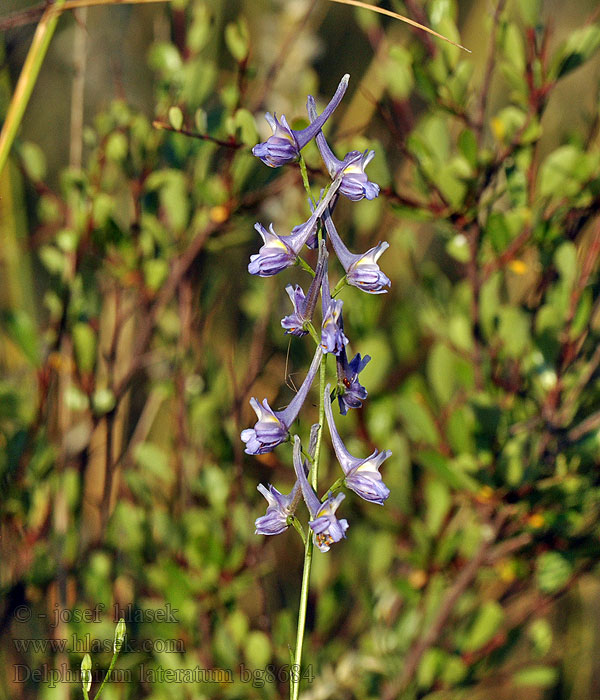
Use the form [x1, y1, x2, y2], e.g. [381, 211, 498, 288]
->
[2, 1, 600, 699]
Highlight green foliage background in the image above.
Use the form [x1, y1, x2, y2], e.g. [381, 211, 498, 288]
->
[2, 1, 600, 699]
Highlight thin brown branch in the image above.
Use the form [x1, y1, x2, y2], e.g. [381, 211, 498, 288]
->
[481, 224, 533, 282]
[486, 532, 533, 563]
[0, 3, 48, 31]
[152, 120, 244, 149]
[568, 407, 600, 443]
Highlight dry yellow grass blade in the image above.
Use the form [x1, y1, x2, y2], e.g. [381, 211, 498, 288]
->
[55, 0, 167, 9]
[0, 0, 67, 178]
[326, 0, 471, 53]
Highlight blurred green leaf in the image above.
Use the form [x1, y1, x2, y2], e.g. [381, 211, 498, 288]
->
[188, 3, 212, 53]
[0, 309, 40, 367]
[143, 258, 169, 292]
[72, 322, 96, 373]
[386, 45, 414, 100]
[148, 41, 183, 75]
[105, 131, 128, 162]
[231, 108, 258, 146]
[427, 342, 469, 404]
[92, 388, 116, 415]
[498, 306, 530, 357]
[458, 128, 477, 168]
[513, 665, 558, 687]
[397, 396, 439, 446]
[39, 245, 66, 276]
[538, 145, 598, 198]
[537, 552, 572, 593]
[244, 630, 271, 669]
[518, 0, 542, 27]
[446, 233, 470, 263]
[550, 24, 600, 79]
[225, 17, 249, 62]
[417, 647, 443, 689]
[417, 451, 478, 491]
[461, 600, 504, 652]
[168, 105, 184, 131]
[424, 479, 450, 536]
[19, 141, 46, 182]
[528, 618, 553, 656]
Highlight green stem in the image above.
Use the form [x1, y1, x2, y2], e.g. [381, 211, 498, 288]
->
[296, 255, 316, 277]
[322, 475, 345, 500]
[300, 446, 315, 466]
[298, 154, 314, 205]
[92, 651, 118, 700]
[0, 0, 67, 177]
[290, 353, 327, 700]
[332, 275, 348, 297]
[305, 321, 320, 347]
[291, 217, 329, 700]
[291, 532, 313, 700]
[289, 516, 307, 546]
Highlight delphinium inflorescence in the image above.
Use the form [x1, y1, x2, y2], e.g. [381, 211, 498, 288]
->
[243, 75, 391, 698]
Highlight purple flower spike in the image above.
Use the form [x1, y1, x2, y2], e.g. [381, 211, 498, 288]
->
[336, 348, 371, 415]
[253, 75, 350, 168]
[241, 347, 323, 454]
[292, 436, 349, 552]
[307, 95, 380, 201]
[322, 209, 391, 294]
[255, 482, 300, 535]
[324, 385, 391, 505]
[321, 261, 348, 355]
[249, 176, 342, 277]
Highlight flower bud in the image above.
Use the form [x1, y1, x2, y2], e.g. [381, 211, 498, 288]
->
[114, 618, 126, 654]
[81, 653, 92, 693]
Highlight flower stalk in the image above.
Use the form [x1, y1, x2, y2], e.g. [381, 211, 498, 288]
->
[245, 74, 391, 698]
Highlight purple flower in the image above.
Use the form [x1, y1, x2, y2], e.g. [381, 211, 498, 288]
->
[255, 482, 300, 535]
[248, 221, 315, 277]
[321, 300, 347, 355]
[324, 385, 391, 505]
[252, 75, 350, 168]
[307, 95, 380, 201]
[320, 260, 348, 355]
[322, 208, 391, 294]
[249, 176, 342, 277]
[336, 348, 371, 415]
[241, 347, 323, 454]
[292, 436, 349, 552]
[281, 241, 328, 335]
[281, 285, 309, 336]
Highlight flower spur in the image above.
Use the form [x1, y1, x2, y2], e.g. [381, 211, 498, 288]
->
[241, 347, 323, 455]
[306, 95, 380, 201]
[324, 384, 391, 505]
[253, 75, 350, 168]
